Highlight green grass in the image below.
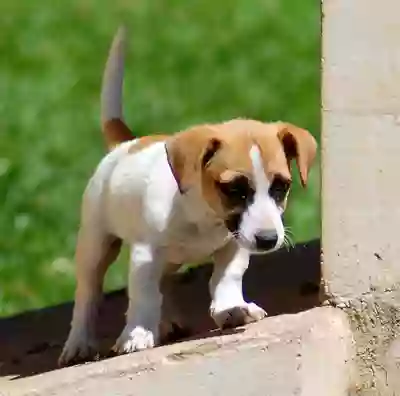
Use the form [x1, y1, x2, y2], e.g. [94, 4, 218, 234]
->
[0, 0, 320, 317]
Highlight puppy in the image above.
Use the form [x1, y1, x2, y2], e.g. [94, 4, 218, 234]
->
[59, 27, 317, 366]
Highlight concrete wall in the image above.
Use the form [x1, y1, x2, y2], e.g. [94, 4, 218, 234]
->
[322, 0, 400, 393]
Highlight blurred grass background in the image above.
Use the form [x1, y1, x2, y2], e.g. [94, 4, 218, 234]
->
[0, 0, 320, 317]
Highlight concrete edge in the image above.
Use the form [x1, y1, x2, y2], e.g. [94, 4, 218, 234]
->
[1, 307, 356, 396]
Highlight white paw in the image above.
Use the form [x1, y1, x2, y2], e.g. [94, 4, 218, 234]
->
[58, 332, 98, 366]
[113, 326, 158, 354]
[210, 302, 267, 329]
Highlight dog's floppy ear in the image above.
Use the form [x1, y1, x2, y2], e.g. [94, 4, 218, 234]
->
[167, 126, 222, 191]
[201, 138, 222, 169]
[277, 123, 317, 187]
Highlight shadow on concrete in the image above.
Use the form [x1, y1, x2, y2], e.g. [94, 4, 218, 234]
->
[0, 239, 321, 380]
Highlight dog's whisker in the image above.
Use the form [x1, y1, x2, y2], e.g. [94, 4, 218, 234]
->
[284, 227, 294, 237]
[285, 233, 294, 244]
[283, 234, 295, 250]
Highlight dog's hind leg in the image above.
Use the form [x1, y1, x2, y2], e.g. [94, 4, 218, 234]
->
[113, 243, 165, 354]
[159, 263, 191, 344]
[58, 225, 122, 366]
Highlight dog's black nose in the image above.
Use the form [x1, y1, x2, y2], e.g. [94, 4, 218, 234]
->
[254, 231, 278, 251]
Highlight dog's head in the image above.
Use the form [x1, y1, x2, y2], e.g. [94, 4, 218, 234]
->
[168, 119, 317, 254]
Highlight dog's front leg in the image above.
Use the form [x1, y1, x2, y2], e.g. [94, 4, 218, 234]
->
[209, 241, 267, 329]
[113, 243, 164, 354]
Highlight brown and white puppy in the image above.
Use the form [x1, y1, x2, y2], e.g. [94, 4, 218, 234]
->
[59, 27, 317, 366]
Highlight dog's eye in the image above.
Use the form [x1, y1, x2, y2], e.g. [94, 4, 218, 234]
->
[217, 176, 254, 207]
[269, 177, 291, 203]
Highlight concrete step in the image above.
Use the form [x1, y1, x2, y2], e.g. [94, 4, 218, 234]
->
[1, 307, 354, 396]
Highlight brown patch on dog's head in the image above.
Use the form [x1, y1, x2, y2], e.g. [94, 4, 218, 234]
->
[166, 124, 253, 212]
[167, 119, 317, 225]
[216, 119, 317, 187]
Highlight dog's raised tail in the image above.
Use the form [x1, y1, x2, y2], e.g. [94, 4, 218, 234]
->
[101, 26, 134, 150]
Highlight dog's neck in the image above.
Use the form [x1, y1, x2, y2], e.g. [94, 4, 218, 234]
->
[165, 144, 185, 194]
[176, 185, 223, 233]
